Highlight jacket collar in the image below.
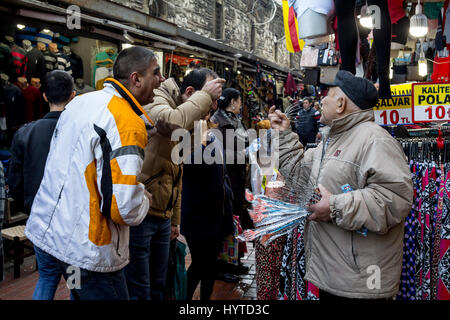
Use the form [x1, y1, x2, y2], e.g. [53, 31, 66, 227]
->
[103, 78, 154, 125]
[212, 108, 235, 128]
[157, 78, 183, 107]
[329, 109, 375, 136]
[44, 111, 63, 119]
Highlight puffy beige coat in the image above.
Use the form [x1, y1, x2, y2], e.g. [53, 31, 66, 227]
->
[140, 78, 213, 225]
[276, 109, 413, 298]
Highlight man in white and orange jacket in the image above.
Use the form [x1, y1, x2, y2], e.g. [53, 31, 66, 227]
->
[25, 47, 164, 300]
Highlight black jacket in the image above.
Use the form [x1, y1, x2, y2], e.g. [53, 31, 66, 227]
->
[180, 136, 234, 240]
[8, 111, 62, 213]
[211, 108, 253, 229]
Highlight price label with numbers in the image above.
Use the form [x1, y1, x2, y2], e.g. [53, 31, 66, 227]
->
[412, 83, 450, 123]
[373, 83, 412, 125]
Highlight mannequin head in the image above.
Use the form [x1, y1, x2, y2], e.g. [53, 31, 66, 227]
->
[0, 73, 9, 86]
[37, 42, 46, 51]
[22, 40, 32, 51]
[49, 43, 58, 54]
[4, 36, 14, 47]
[16, 77, 28, 89]
[31, 78, 41, 89]
[75, 78, 84, 88]
[63, 46, 71, 56]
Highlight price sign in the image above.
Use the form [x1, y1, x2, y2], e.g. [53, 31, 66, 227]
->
[373, 83, 412, 125]
[412, 83, 450, 123]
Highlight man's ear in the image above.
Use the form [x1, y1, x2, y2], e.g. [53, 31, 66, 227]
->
[336, 96, 346, 115]
[130, 72, 141, 88]
[43, 92, 48, 103]
[184, 86, 195, 98]
[70, 90, 76, 101]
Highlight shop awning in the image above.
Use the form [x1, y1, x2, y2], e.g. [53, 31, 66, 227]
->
[4, 0, 301, 78]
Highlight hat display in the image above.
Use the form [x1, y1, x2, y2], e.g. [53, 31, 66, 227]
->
[323, 70, 379, 110]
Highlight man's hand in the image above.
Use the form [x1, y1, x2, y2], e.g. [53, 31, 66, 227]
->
[144, 189, 152, 207]
[308, 184, 332, 222]
[202, 78, 226, 101]
[268, 106, 290, 131]
[171, 225, 180, 240]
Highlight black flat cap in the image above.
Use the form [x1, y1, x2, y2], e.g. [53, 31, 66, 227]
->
[324, 70, 379, 110]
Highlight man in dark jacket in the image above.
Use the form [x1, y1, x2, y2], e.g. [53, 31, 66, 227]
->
[8, 70, 75, 299]
[293, 97, 321, 147]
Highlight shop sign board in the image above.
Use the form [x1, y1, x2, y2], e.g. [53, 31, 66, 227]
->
[373, 83, 412, 125]
[412, 82, 450, 123]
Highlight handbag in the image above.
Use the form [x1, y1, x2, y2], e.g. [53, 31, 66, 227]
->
[300, 46, 319, 68]
[318, 47, 339, 66]
[319, 66, 340, 84]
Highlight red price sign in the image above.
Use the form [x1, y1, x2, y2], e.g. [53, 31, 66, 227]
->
[412, 83, 450, 123]
[374, 108, 412, 125]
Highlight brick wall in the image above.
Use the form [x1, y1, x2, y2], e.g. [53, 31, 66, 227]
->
[106, 0, 300, 69]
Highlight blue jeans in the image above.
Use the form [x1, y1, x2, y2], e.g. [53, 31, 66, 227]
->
[33, 245, 63, 300]
[125, 215, 171, 300]
[33, 245, 129, 300]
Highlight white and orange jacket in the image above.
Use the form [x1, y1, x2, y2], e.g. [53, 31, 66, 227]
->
[25, 78, 153, 272]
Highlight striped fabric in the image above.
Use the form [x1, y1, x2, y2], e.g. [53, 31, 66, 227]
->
[55, 53, 72, 76]
[16, 27, 38, 46]
[35, 30, 54, 46]
[11, 45, 27, 81]
[43, 50, 56, 73]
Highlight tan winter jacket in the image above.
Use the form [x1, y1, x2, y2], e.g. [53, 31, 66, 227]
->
[275, 109, 413, 299]
[140, 78, 213, 225]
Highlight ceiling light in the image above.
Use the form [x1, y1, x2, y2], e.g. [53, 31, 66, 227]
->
[409, 1, 428, 38]
[17, 24, 25, 30]
[359, 5, 373, 29]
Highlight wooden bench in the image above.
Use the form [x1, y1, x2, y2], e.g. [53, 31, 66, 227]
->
[1, 225, 32, 279]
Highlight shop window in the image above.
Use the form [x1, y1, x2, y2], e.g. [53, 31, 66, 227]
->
[214, 1, 224, 40]
[250, 24, 256, 52]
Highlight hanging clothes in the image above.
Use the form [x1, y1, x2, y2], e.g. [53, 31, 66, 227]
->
[16, 82, 42, 123]
[0, 42, 13, 79]
[55, 52, 72, 77]
[92, 49, 117, 87]
[2, 82, 25, 128]
[25, 47, 46, 81]
[69, 52, 83, 80]
[438, 162, 450, 300]
[43, 50, 57, 74]
[11, 44, 27, 82]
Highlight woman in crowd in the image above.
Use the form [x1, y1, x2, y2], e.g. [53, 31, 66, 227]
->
[180, 111, 234, 300]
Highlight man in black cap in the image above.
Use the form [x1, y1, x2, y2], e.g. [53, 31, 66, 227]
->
[268, 70, 413, 300]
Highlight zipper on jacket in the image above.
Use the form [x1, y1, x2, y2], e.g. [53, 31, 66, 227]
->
[42, 184, 65, 238]
[351, 232, 359, 271]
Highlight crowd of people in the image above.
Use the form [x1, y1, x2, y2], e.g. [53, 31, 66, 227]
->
[6, 46, 414, 301]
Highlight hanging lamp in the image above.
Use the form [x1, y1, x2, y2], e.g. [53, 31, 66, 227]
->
[409, 0, 428, 38]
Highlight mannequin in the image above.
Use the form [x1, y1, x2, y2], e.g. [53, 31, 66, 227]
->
[74, 78, 94, 95]
[50, 43, 72, 77]
[22, 40, 33, 52]
[6, 35, 27, 82]
[26, 41, 46, 82]
[42, 42, 56, 73]
[65, 46, 83, 80]
[0, 41, 13, 79]
[36, 42, 46, 52]
[15, 76, 42, 123]
[335, 0, 392, 99]
[1, 73, 24, 130]
[31, 78, 41, 89]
